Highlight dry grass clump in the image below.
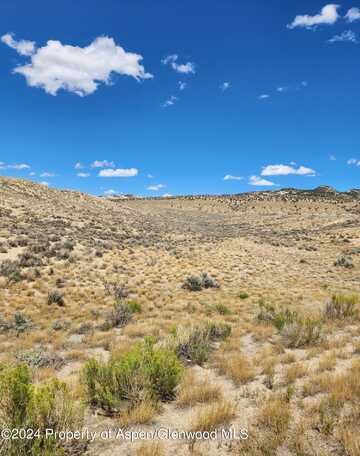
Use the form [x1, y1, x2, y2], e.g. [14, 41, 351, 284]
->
[302, 373, 330, 397]
[284, 363, 308, 385]
[238, 397, 291, 456]
[176, 369, 222, 407]
[117, 397, 159, 427]
[136, 442, 164, 456]
[189, 399, 236, 433]
[317, 351, 337, 372]
[214, 352, 256, 385]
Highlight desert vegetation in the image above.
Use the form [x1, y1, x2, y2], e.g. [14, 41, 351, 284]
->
[0, 177, 359, 455]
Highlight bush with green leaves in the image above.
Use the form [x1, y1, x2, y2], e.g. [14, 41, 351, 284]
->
[323, 294, 359, 320]
[0, 364, 83, 456]
[163, 321, 231, 365]
[82, 338, 183, 413]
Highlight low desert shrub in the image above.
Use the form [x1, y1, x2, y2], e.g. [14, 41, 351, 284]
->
[102, 300, 140, 330]
[0, 259, 22, 282]
[334, 255, 354, 268]
[47, 290, 64, 306]
[281, 317, 323, 348]
[164, 322, 231, 365]
[258, 303, 323, 348]
[0, 364, 82, 456]
[323, 294, 359, 320]
[182, 273, 219, 291]
[82, 338, 183, 413]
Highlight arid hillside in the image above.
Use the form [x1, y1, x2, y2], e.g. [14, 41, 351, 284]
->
[0, 176, 360, 456]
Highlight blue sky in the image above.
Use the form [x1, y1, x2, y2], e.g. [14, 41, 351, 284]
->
[1, 0, 360, 196]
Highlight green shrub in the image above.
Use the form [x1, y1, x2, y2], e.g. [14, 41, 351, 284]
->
[82, 339, 183, 413]
[239, 292, 249, 299]
[213, 303, 231, 315]
[257, 303, 298, 330]
[127, 300, 142, 313]
[323, 294, 359, 320]
[0, 364, 82, 456]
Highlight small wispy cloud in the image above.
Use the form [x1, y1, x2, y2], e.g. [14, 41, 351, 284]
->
[91, 160, 115, 168]
[147, 183, 166, 191]
[162, 54, 195, 74]
[347, 158, 360, 166]
[345, 7, 360, 22]
[287, 4, 340, 29]
[223, 174, 243, 181]
[74, 162, 84, 169]
[328, 30, 358, 43]
[258, 94, 270, 100]
[99, 168, 138, 177]
[178, 81, 187, 91]
[329, 154, 336, 161]
[1, 33, 35, 56]
[249, 175, 276, 186]
[0, 162, 31, 170]
[77, 172, 90, 178]
[220, 82, 231, 91]
[40, 172, 56, 177]
[162, 95, 178, 108]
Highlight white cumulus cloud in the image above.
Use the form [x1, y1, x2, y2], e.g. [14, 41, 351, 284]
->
[0, 162, 31, 170]
[287, 4, 340, 29]
[162, 54, 195, 74]
[261, 164, 316, 176]
[2, 35, 153, 96]
[1, 33, 35, 56]
[99, 168, 138, 177]
[249, 176, 276, 186]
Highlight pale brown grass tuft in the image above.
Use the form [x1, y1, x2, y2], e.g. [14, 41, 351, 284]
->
[190, 399, 236, 433]
[176, 370, 222, 407]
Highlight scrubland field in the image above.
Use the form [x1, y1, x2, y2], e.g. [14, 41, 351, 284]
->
[1, 176, 360, 456]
